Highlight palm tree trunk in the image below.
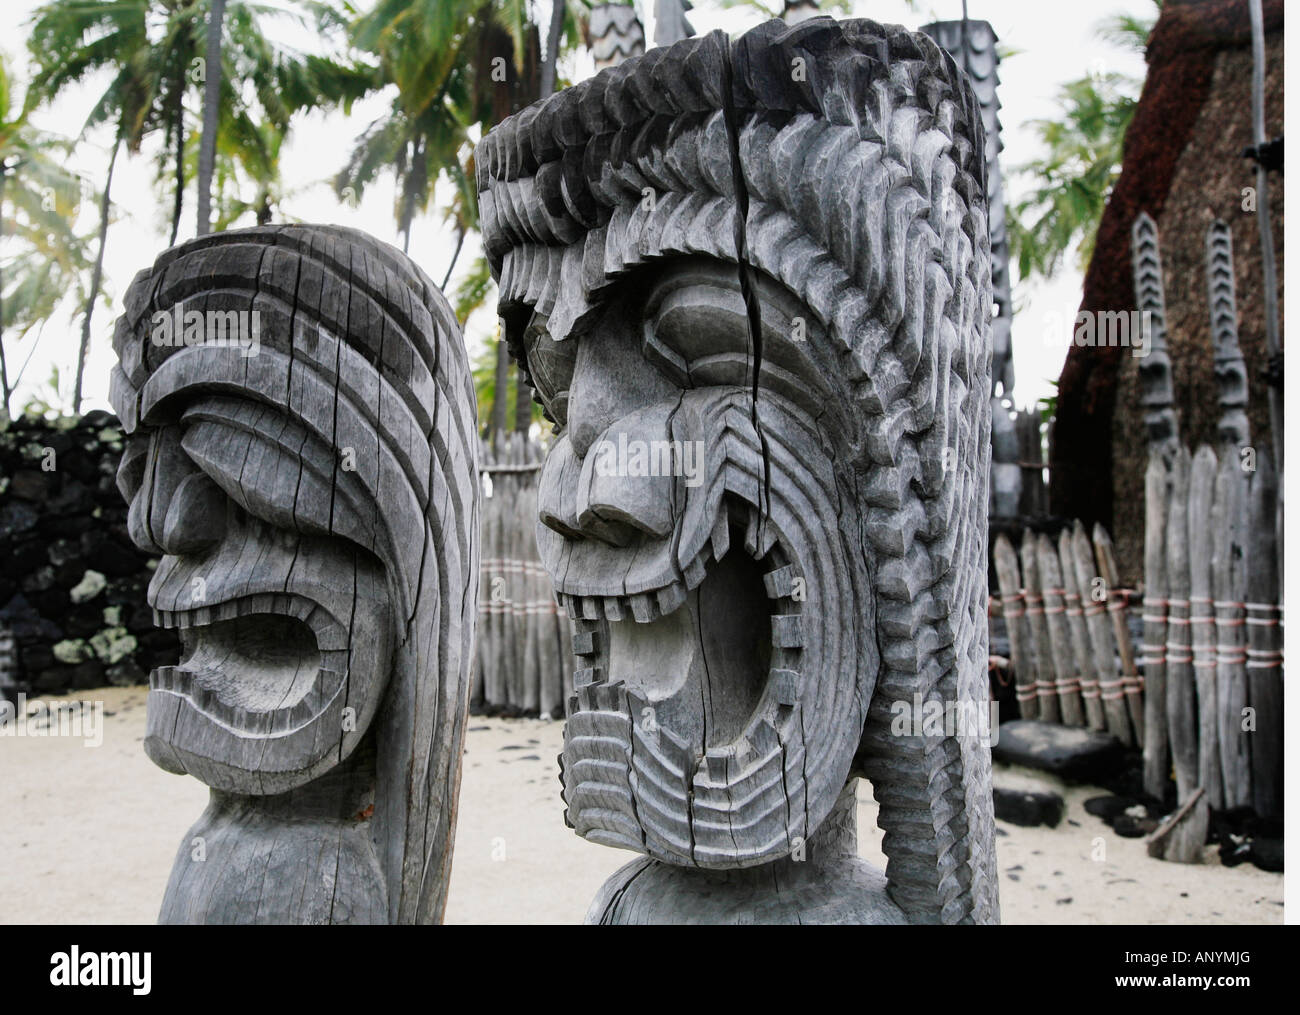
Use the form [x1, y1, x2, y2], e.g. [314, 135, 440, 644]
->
[539, 1, 566, 97]
[441, 227, 465, 290]
[169, 68, 185, 246]
[73, 138, 119, 415]
[196, 0, 227, 237]
[0, 162, 10, 416]
[513, 363, 532, 434]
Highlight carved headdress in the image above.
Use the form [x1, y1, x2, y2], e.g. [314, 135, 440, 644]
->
[479, 18, 997, 923]
[110, 225, 478, 923]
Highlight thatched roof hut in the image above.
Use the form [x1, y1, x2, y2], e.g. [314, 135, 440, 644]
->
[1050, 0, 1283, 582]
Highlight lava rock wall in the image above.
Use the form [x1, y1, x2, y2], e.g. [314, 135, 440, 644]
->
[0, 411, 178, 699]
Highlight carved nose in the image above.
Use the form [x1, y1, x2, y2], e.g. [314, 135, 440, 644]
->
[156, 471, 228, 555]
[128, 425, 228, 556]
[565, 319, 678, 459]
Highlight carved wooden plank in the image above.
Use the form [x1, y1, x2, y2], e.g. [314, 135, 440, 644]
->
[1147, 787, 1207, 865]
[993, 534, 1038, 719]
[1187, 446, 1222, 808]
[111, 224, 479, 923]
[1131, 212, 1180, 462]
[1205, 220, 1250, 455]
[1164, 446, 1197, 802]
[1142, 454, 1171, 797]
[1245, 447, 1282, 820]
[1035, 533, 1084, 726]
[1211, 452, 1251, 810]
[1092, 524, 1143, 744]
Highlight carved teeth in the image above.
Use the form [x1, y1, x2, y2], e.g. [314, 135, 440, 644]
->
[602, 597, 626, 622]
[771, 614, 803, 649]
[656, 583, 686, 617]
[628, 593, 657, 624]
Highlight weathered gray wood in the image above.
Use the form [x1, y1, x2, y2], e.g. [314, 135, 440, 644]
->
[1142, 454, 1171, 797]
[993, 534, 1037, 719]
[1020, 536, 1059, 723]
[1146, 786, 1207, 865]
[1069, 521, 1131, 744]
[1057, 529, 1103, 731]
[1164, 446, 1197, 802]
[1131, 211, 1180, 462]
[479, 18, 999, 924]
[1205, 221, 1251, 456]
[1187, 445, 1222, 808]
[111, 224, 480, 923]
[1092, 524, 1143, 745]
[1035, 533, 1084, 726]
[1245, 447, 1282, 820]
[1211, 451, 1251, 810]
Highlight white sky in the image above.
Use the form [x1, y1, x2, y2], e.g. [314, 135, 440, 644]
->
[2, 0, 1152, 416]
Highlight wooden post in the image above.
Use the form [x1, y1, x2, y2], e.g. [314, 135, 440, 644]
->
[1132, 212, 1180, 461]
[1246, 447, 1282, 820]
[1165, 446, 1198, 802]
[1036, 533, 1085, 726]
[1147, 787, 1208, 864]
[1070, 522, 1131, 744]
[1059, 529, 1104, 730]
[1092, 524, 1143, 744]
[1020, 535, 1059, 722]
[1212, 452, 1251, 810]
[993, 534, 1039, 719]
[1188, 445, 1222, 807]
[1142, 455, 1171, 798]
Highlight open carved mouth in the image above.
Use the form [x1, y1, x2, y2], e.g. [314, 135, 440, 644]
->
[150, 593, 348, 735]
[560, 498, 809, 866]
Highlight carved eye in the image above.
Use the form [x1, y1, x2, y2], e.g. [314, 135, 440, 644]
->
[116, 432, 150, 505]
[523, 317, 576, 427]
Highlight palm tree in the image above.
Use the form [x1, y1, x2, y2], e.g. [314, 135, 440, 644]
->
[0, 54, 89, 416]
[195, 0, 226, 236]
[1006, 1, 1161, 284]
[26, 0, 363, 409]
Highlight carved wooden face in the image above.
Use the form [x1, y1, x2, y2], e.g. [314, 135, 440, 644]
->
[117, 402, 393, 796]
[523, 256, 878, 868]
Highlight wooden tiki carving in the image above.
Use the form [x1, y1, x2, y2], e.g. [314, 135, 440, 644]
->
[478, 18, 998, 924]
[109, 225, 479, 924]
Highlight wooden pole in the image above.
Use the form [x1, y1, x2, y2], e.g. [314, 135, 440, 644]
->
[1059, 529, 1104, 730]
[1188, 445, 1222, 808]
[1092, 524, 1143, 744]
[1245, 447, 1282, 820]
[1020, 535, 1058, 722]
[1165, 446, 1198, 802]
[1212, 452, 1251, 809]
[1142, 454, 1171, 797]
[1070, 522, 1131, 744]
[993, 534, 1038, 718]
[1035, 533, 1084, 726]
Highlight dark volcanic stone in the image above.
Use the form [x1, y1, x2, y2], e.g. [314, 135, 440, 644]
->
[1249, 838, 1283, 872]
[9, 470, 51, 502]
[992, 720, 1127, 782]
[993, 787, 1065, 828]
[1085, 794, 1137, 821]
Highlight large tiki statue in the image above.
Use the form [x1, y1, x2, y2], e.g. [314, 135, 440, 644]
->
[109, 225, 479, 923]
[478, 18, 998, 923]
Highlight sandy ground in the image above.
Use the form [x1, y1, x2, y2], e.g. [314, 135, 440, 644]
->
[0, 687, 1283, 924]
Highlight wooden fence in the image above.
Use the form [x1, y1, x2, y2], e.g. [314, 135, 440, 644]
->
[473, 433, 574, 717]
[992, 521, 1143, 745]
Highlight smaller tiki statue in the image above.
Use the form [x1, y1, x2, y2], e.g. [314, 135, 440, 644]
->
[478, 18, 999, 923]
[109, 225, 479, 924]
